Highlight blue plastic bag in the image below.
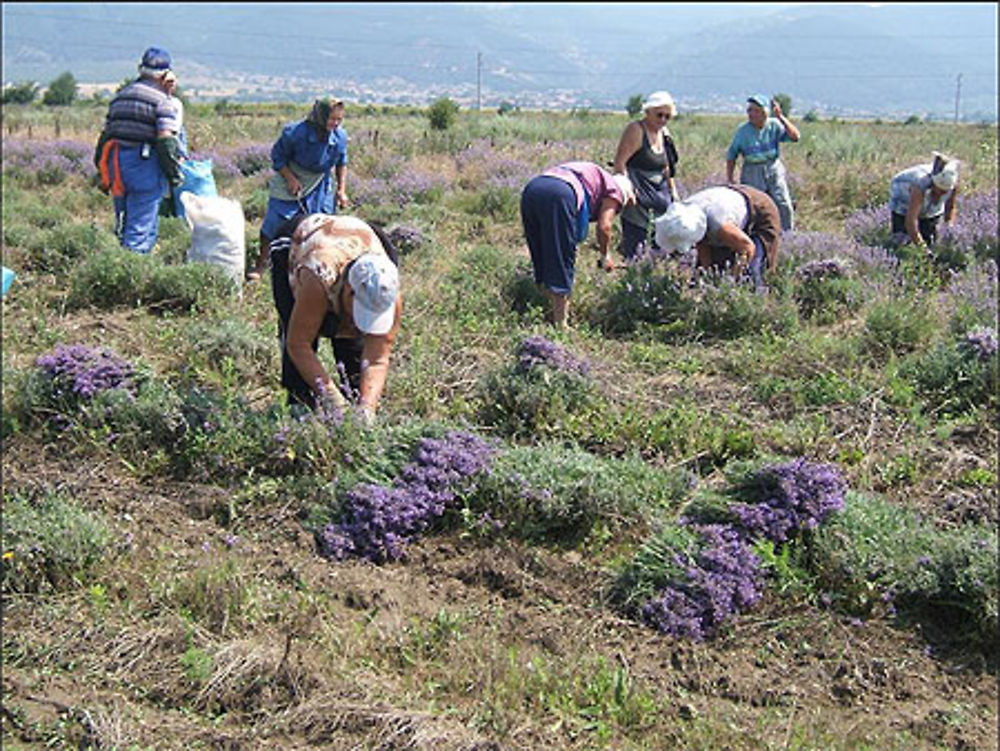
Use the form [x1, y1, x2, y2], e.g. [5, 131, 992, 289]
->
[2, 266, 15, 297]
[172, 159, 217, 222]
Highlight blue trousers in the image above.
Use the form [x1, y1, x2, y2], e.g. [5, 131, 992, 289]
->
[520, 176, 580, 296]
[116, 145, 168, 254]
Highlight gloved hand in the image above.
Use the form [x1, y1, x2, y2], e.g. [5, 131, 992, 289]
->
[154, 136, 184, 188]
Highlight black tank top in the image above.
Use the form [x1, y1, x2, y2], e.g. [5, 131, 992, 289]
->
[627, 127, 668, 172]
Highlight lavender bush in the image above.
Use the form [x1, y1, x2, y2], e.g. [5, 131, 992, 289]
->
[516, 335, 591, 377]
[903, 324, 998, 412]
[935, 189, 999, 266]
[478, 336, 597, 439]
[812, 491, 997, 648]
[1, 138, 95, 184]
[466, 443, 695, 544]
[939, 259, 998, 337]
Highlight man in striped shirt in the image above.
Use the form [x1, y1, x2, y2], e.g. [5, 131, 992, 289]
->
[95, 47, 183, 254]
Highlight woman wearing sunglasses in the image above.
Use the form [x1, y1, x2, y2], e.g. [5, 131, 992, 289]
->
[611, 90, 681, 260]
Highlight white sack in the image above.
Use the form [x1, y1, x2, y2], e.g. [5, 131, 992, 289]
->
[182, 192, 246, 294]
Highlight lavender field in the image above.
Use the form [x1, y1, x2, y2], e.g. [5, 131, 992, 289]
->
[1, 101, 997, 750]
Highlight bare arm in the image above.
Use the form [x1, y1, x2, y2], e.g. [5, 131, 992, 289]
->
[714, 222, 756, 276]
[612, 122, 642, 175]
[286, 269, 341, 401]
[334, 164, 348, 208]
[279, 165, 303, 197]
[726, 158, 738, 184]
[595, 198, 620, 270]
[905, 185, 925, 245]
[944, 185, 959, 224]
[355, 296, 402, 412]
[771, 100, 800, 141]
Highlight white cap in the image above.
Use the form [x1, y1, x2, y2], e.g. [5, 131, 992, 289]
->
[348, 253, 399, 335]
[931, 160, 958, 191]
[611, 172, 636, 207]
[655, 202, 707, 253]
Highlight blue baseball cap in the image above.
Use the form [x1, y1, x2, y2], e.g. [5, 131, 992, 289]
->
[747, 94, 769, 109]
[140, 47, 172, 73]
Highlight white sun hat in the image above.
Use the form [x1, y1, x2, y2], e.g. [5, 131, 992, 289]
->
[654, 201, 707, 253]
[931, 159, 959, 191]
[642, 91, 677, 117]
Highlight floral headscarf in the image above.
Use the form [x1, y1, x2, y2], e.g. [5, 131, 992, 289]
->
[307, 98, 343, 136]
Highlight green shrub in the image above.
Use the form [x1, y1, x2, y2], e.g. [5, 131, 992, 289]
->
[477, 336, 598, 441]
[268, 400, 426, 484]
[597, 261, 690, 337]
[467, 443, 694, 544]
[169, 556, 255, 635]
[183, 318, 275, 379]
[502, 262, 548, 320]
[24, 222, 119, 275]
[171, 385, 281, 482]
[792, 266, 867, 324]
[862, 297, 942, 359]
[1, 489, 112, 594]
[811, 492, 998, 649]
[67, 247, 238, 312]
[428, 97, 459, 131]
[901, 330, 998, 413]
[590, 401, 758, 468]
[66, 245, 152, 308]
[143, 262, 240, 312]
[688, 275, 798, 341]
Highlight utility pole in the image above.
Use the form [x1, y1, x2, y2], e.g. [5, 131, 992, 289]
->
[954, 73, 962, 124]
[476, 52, 482, 111]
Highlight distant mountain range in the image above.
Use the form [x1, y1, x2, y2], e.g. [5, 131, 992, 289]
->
[3, 3, 997, 120]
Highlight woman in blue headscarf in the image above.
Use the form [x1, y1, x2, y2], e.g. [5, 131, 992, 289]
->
[250, 98, 349, 281]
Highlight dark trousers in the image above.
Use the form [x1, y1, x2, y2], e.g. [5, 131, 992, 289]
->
[891, 211, 940, 246]
[269, 242, 363, 409]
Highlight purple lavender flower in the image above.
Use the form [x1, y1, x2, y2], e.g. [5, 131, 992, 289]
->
[230, 143, 272, 176]
[844, 203, 892, 246]
[961, 326, 998, 360]
[795, 257, 852, 281]
[939, 260, 997, 328]
[35, 344, 136, 401]
[642, 524, 763, 641]
[317, 431, 497, 563]
[516, 335, 591, 377]
[729, 459, 847, 545]
[2, 138, 95, 182]
[936, 190, 999, 260]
